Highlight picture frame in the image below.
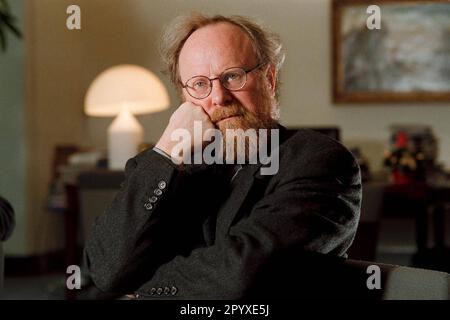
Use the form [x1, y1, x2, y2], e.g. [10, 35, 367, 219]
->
[332, 0, 450, 103]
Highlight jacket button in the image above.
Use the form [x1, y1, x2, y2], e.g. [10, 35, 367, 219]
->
[163, 287, 170, 295]
[150, 287, 156, 295]
[158, 180, 167, 190]
[154, 189, 163, 196]
[170, 286, 178, 296]
[156, 287, 163, 295]
[144, 203, 153, 211]
[149, 196, 158, 203]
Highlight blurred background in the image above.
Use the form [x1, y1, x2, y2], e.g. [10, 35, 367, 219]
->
[1, 0, 449, 299]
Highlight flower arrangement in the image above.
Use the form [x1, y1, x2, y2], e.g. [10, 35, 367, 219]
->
[383, 130, 430, 184]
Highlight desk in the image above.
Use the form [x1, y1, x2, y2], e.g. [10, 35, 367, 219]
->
[351, 175, 450, 270]
[383, 182, 450, 249]
[381, 180, 450, 272]
[63, 169, 124, 267]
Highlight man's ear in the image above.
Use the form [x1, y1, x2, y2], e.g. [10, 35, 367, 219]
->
[265, 64, 277, 97]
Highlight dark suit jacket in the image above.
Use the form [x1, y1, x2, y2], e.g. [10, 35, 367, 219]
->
[84, 127, 362, 299]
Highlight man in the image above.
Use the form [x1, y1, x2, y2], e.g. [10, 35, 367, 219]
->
[85, 13, 361, 299]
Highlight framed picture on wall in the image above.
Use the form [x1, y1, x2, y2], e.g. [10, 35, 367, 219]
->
[332, 0, 450, 103]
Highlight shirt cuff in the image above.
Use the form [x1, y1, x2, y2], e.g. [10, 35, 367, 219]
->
[152, 146, 172, 160]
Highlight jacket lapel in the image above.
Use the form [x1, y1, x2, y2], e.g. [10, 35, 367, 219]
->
[215, 163, 263, 240]
[208, 125, 293, 242]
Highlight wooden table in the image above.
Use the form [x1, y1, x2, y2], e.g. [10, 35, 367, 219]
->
[382, 180, 450, 272]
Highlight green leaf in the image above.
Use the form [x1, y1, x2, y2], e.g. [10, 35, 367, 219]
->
[0, 0, 21, 52]
[0, 11, 8, 21]
[3, 14, 21, 38]
[0, 0, 10, 13]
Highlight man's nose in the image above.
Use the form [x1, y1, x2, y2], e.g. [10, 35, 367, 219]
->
[210, 79, 233, 108]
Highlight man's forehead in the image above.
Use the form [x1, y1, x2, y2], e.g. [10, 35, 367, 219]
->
[187, 22, 249, 43]
[179, 22, 257, 77]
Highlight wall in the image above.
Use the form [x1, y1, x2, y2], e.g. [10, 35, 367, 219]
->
[24, 0, 84, 255]
[16, 0, 450, 255]
[0, 0, 27, 255]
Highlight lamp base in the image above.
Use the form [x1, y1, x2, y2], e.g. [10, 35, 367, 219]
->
[107, 108, 144, 170]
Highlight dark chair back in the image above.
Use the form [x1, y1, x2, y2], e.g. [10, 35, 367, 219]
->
[286, 127, 341, 141]
[249, 250, 449, 299]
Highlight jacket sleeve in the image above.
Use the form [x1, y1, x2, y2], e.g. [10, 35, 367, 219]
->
[84, 148, 202, 293]
[134, 147, 362, 299]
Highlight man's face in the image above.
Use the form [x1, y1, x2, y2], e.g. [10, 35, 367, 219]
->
[178, 22, 278, 134]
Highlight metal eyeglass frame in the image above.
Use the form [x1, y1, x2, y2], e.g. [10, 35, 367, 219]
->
[180, 63, 265, 99]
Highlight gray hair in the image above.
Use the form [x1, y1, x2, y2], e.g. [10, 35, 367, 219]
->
[159, 12, 285, 102]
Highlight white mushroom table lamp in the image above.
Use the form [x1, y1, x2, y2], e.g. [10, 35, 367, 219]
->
[84, 65, 170, 170]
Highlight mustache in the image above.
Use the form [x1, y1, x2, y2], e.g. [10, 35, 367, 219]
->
[209, 104, 245, 124]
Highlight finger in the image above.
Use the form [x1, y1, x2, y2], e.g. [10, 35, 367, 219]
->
[182, 101, 201, 109]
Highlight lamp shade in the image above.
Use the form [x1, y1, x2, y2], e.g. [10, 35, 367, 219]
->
[84, 64, 170, 117]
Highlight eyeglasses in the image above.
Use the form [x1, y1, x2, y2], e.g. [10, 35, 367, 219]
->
[180, 63, 264, 100]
